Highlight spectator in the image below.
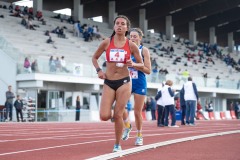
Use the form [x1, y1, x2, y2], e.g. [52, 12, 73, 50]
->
[8, 3, 13, 11]
[60, 56, 69, 73]
[176, 68, 182, 85]
[237, 102, 240, 119]
[21, 16, 28, 26]
[67, 16, 75, 24]
[36, 11, 43, 21]
[5, 85, 15, 122]
[75, 96, 81, 121]
[162, 68, 168, 81]
[234, 102, 239, 119]
[46, 36, 53, 43]
[83, 28, 90, 41]
[162, 80, 178, 127]
[58, 27, 66, 38]
[228, 64, 233, 75]
[27, 18, 36, 30]
[151, 66, 158, 82]
[93, 25, 104, 40]
[23, 6, 28, 15]
[14, 95, 24, 122]
[49, 56, 55, 72]
[229, 101, 234, 111]
[155, 82, 165, 127]
[28, 7, 33, 16]
[24, 57, 31, 73]
[151, 58, 157, 67]
[53, 13, 61, 19]
[52, 26, 60, 34]
[170, 45, 174, 56]
[206, 101, 213, 112]
[216, 76, 220, 88]
[196, 101, 209, 120]
[31, 59, 38, 72]
[179, 88, 186, 125]
[55, 57, 61, 71]
[73, 21, 81, 37]
[158, 68, 165, 83]
[203, 72, 208, 87]
[145, 97, 152, 112]
[204, 100, 209, 111]
[150, 97, 156, 120]
[45, 30, 50, 36]
[237, 79, 240, 89]
[182, 69, 189, 82]
[181, 77, 199, 126]
[46, 36, 57, 49]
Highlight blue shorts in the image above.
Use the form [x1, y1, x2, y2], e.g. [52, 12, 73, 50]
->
[132, 79, 147, 95]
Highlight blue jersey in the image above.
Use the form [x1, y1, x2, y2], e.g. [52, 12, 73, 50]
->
[129, 45, 147, 95]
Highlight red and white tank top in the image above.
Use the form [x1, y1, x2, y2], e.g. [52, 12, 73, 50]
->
[105, 37, 131, 64]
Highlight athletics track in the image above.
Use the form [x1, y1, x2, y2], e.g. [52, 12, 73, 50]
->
[0, 120, 239, 160]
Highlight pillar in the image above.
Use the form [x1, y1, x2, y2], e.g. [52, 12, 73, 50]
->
[189, 21, 196, 45]
[73, 0, 83, 21]
[209, 27, 216, 45]
[166, 16, 173, 41]
[139, 8, 148, 35]
[228, 32, 234, 53]
[109, 1, 117, 28]
[33, 0, 43, 15]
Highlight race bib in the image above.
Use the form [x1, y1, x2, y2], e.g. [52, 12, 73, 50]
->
[129, 68, 138, 79]
[109, 49, 126, 62]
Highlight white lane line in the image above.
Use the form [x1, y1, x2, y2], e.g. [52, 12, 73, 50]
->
[0, 132, 114, 142]
[0, 126, 237, 143]
[87, 130, 240, 160]
[0, 128, 238, 157]
[0, 138, 115, 156]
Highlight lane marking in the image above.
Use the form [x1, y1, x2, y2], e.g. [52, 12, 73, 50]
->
[87, 130, 240, 160]
[0, 138, 115, 156]
[0, 126, 238, 143]
[0, 127, 238, 157]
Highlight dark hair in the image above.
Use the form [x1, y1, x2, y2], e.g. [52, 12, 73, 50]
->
[188, 77, 192, 81]
[110, 15, 131, 37]
[129, 28, 144, 37]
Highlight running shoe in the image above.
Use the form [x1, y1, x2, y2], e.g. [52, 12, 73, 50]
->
[110, 118, 115, 123]
[112, 144, 122, 152]
[135, 136, 143, 146]
[122, 124, 132, 140]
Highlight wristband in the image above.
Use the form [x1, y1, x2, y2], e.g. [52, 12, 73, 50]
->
[96, 68, 102, 73]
